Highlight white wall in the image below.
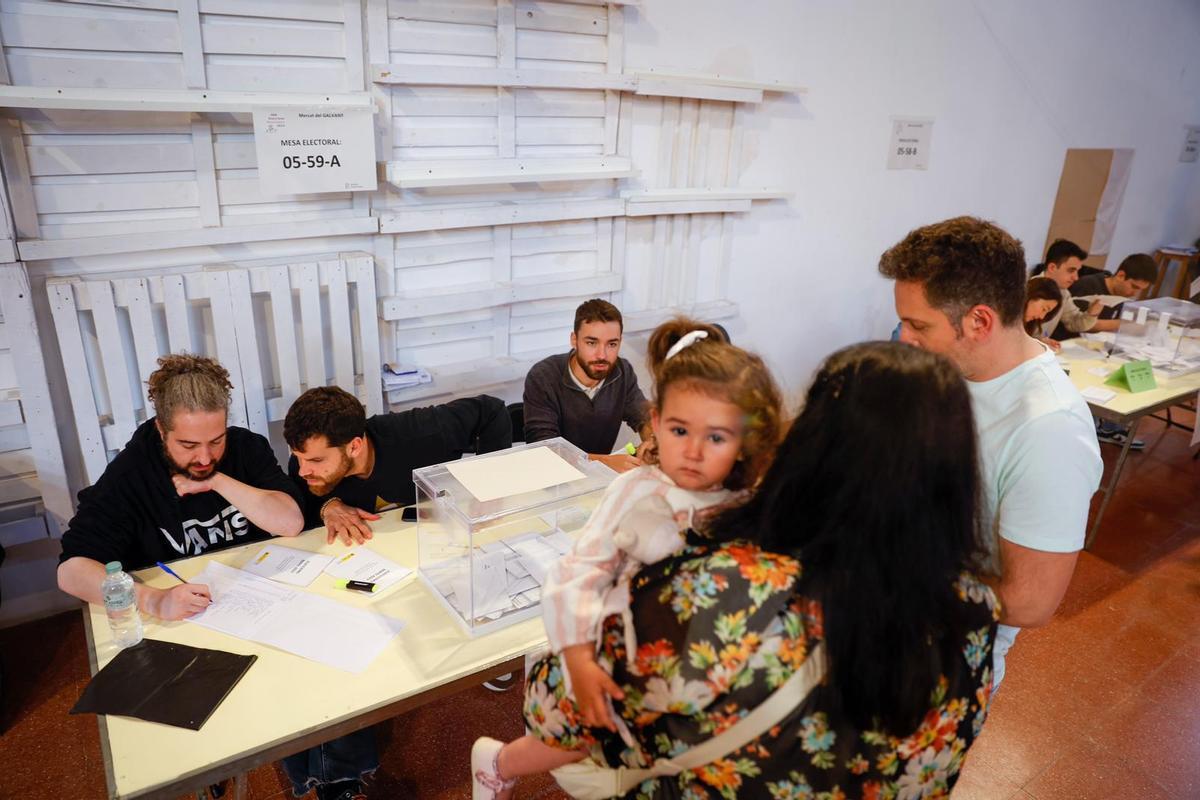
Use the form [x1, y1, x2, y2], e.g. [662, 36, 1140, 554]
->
[626, 0, 1200, 400]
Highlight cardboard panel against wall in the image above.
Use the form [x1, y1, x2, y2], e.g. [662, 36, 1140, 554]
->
[1043, 148, 1133, 270]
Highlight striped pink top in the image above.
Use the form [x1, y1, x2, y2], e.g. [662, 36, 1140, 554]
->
[541, 465, 735, 653]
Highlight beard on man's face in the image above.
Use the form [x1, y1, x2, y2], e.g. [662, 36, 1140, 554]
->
[300, 452, 354, 497]
[163, 445, 224, 481]
[575, 353, 615, 382]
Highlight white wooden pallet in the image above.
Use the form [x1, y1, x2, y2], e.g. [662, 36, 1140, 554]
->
[0, 263, 72, 527]
[0, 87, 374, 113]
[378, 198, 626, 234]
[372, 65, 803, 105]
[46, 254, 384, 485]
[623, 187, 791, 217]
[372, 65, 636, 92]
[18, 218, 379, 261]
[385, 157, 637, 189]
[380, 271, 622, 320]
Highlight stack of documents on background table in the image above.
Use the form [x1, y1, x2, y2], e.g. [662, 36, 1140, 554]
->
[382, 363, 431, 390]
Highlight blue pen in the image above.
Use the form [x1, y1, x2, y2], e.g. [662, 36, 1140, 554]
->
[155, 561, 187, 584]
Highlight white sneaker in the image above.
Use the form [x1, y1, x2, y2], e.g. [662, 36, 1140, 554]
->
[471, 737, 515, 800]
[483, 672, 517, 692]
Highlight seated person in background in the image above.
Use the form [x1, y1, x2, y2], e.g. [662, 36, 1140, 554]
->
[523, 298, 652, 474]
[1070, 253, 1156, 449]
[475, 342, 999, 800]
[1024, 277, 1064, 352]
[1034, 239, 1104, 339]
[1068, 252, 1156, 332]
[285, 387, 511, 544]
[57, 354, 303, 620]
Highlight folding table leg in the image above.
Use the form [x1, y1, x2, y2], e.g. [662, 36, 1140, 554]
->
[1085, 417, 1141, 548]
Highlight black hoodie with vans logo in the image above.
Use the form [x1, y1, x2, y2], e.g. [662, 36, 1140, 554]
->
[58, 418, 303, 570]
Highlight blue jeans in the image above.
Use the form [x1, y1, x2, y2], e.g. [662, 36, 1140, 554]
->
[280, 728, 379, 796]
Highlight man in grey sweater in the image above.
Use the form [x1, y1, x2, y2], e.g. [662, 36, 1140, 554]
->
[523, 299, 652, 473]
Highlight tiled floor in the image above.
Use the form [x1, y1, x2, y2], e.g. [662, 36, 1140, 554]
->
[1, 412, 1196, 799]
[954, 410, 1200, 800]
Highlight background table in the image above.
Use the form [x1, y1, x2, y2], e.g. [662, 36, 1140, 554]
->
[1057, 339, 1200, 546]
[82, 508, 549, 799]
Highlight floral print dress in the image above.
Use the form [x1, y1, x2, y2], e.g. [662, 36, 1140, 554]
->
[522, 537, 1000, 799]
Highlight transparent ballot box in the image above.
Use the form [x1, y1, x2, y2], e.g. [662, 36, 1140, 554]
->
[1112, 297, 1200, 376]
[414, 438, 614, 637]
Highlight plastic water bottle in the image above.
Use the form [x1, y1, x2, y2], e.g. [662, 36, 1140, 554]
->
[102, 561, 143, 648]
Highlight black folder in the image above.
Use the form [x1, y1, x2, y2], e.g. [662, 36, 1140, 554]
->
[71, 638, 256, 731]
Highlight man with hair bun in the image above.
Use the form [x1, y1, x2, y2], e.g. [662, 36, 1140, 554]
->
[57, 353, 304, 620]
[57, 355, 380, 800]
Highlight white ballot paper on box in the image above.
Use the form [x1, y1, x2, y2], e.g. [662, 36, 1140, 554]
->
[324, 547, 413, 593]
[242, 545, 334, 587]
[188, 562, 405, 673]
[447, 446, 586, 502]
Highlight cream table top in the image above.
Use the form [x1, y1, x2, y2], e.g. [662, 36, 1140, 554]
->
[83, 508, 547, 799]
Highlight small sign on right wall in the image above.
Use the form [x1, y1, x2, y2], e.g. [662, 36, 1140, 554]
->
[1180, 125, 1200, 163]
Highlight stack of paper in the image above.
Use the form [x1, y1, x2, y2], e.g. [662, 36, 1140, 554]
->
[188, 562, 405, 673]
[324, 547, 413, 593]
[382, 363, 432, 390]
[242, 545, 334, 587]
[446, 446, 587, 502]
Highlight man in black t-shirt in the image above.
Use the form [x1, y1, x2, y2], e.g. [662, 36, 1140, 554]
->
[57, 355, 304, 621]
[284, 387, 511, 544]
[1068, 253, 1156, 329]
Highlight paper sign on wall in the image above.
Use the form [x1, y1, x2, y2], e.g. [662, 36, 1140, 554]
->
[252, 106, 377, 196]
[1180, 126, 1200, 163]
[887, 118, 933, 170]
[1104, 359, 1157, 393]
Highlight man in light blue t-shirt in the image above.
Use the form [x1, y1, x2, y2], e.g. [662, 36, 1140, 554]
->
[878, 216, 1102, 687]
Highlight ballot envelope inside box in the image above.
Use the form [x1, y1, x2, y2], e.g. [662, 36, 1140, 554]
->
[1112, 297, 1200, 376]
[413, 437, 614, 637]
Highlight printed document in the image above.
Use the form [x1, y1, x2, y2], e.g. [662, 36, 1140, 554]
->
[188, 562, 404, 673]
[324, 547, 413, 593]
[242, 545, 334, 587]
